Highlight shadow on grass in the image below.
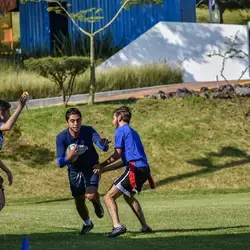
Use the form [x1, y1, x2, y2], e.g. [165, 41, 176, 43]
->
[1, 229, 250, 250]
[146, 146, 250, 189]
[1, 144, 55, 167]
[128, 225, 250, 234]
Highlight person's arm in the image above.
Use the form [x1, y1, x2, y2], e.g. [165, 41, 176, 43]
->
[0, 160, 13, 185]
[91, 127, 111, 152]
[0, 94, 27, 132]
[101, 160, 125, 173]
[93, 129, 124, 174]
[56, 136, 78, 168]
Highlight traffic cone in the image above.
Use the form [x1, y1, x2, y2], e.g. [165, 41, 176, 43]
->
[20, 236, 29, 250]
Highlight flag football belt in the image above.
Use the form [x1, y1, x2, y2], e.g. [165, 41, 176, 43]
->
[128, 161, 155, 194]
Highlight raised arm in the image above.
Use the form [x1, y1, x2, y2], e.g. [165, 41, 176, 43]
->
[0, 94, 27, 132]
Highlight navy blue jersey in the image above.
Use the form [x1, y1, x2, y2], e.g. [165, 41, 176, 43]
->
[114, 124, 149, 169]
[56, 125, 108, 172]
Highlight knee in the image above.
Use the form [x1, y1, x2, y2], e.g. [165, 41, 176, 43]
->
[104, 192, 113, 204]
[85, 193, 97, 202]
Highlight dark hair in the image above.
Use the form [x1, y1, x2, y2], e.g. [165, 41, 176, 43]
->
[113, 106, 132, 123]
[0, 100, 11, 111]
[65, 108, 82, 121]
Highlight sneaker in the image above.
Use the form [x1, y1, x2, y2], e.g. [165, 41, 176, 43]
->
[79, 221, 94, 235]
[108, 225, 127, 238]
[139, 226, 153, 233]
[94, 202, 104, 218]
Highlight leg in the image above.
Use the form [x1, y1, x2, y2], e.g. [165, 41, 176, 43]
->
[74, 195, 89, 221]
[123, 194, 150, 231]
[68, 170, 93, 235]
[0, 189, 5, 212]
[104, 185, 123, 227]
[85, 186, 104, 218]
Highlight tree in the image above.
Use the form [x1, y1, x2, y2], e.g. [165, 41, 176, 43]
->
[197, 0, 250, 23]
[21, 0, 163, 105]
[25, 57, 90, 107]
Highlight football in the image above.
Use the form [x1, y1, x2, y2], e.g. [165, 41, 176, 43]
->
[66, 143, 78, 163]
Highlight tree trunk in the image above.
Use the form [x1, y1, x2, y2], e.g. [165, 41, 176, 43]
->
[88, 35, 95, 105]
[61, 85, 67, 107]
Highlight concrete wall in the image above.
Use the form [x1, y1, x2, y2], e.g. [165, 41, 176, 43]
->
[98, 22, 249, 82]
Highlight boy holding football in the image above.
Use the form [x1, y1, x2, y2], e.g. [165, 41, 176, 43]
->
[0, 93, 28, 212]
[56, 108, 110, 235]
[94, 106, 154, 237]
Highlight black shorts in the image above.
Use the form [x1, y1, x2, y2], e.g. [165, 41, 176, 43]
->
[68, 169, 100, 197]
[114, 167, 150, 197]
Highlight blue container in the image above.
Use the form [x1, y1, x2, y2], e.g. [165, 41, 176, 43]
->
[19, 0, 196, 54]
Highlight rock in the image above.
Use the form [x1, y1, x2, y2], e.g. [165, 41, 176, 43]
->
[210, 88, 220, 92]
[235, 87, 250, 97]
[213, 93, 231, 99]
[165, 93, 173, 99]
[200, 87, 208, 92]
[128, 97, 136, 102]
[243, 83, 250, 88]
[225, 85, 234, 92]
[219, 85, 227, 91]
[156, 93, 166, 99]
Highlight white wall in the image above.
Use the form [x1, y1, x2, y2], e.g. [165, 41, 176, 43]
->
[98, 22, 249, 82]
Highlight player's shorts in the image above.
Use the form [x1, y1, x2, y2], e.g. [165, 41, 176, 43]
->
[0, 175, 4, 191]
[114, 167, 150, 197]
[68, 168, 100, 197]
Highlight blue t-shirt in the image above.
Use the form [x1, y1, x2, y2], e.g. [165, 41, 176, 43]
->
[56, 125, 108, 172]
[114, 124, 149, 168]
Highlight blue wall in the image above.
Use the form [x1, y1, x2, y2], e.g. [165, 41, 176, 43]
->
[19, 1, 51, 53]
[68, 0, 181, 47]
[19, 0, 196, 54]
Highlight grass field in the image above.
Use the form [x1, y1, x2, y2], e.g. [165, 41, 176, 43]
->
[0, 97, 249, 203]
[1, 192, 250, 250]
[0, 98, 250, 249]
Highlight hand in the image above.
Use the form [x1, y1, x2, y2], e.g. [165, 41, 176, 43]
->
[93, 163, 101, 174]
[6, 171, 13, 186]
[100, 138, 111, 147]
[19, 93, 28, 108]
[66, 146, 78, 162]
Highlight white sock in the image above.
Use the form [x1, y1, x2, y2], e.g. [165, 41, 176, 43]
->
[114, 223, 122, 228]
[84, 219, 92, 225]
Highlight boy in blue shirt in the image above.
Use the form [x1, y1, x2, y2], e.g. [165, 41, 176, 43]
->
[0, 94, 28, 212]
[56, 108, 110, 235]
[94, 106, 154, 237]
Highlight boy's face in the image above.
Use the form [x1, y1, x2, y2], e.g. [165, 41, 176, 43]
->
[67, 114, 81, 133]
[112, 114, 119, 128]
[0, 109, 10, 122]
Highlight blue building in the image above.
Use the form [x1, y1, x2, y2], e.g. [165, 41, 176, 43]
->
[18, 0, 196, 54]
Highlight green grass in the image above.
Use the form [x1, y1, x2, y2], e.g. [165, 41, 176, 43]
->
[1, 192, 250, 250]
[0, 63, 183, 101]
[197, 8, 250, 25]
[1, 98, 250, 203]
